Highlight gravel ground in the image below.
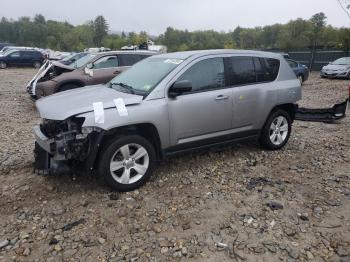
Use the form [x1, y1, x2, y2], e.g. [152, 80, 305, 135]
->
[0, 69, 349, 262]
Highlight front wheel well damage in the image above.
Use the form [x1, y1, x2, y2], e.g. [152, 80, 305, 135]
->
[94, 123, 163, 168]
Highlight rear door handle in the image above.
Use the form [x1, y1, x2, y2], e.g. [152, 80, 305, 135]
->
[215, 95, 229, 101]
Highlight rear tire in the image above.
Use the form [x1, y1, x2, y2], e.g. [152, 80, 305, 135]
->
[0, 61, 7, 69]
[98, 135, 156, 191]
[259, 109, 292, 150]
[57, 84, 79, 93]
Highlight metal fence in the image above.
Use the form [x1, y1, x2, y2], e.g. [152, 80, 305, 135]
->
[288, 50, 350, 71]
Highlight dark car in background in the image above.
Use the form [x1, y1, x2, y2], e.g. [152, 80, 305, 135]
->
[0, 49, 45, 69]
[27, 51, 155, 99]
[320, 57, 350, 79]
[286, 59, 309, 84]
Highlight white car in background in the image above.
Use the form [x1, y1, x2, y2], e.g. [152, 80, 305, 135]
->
[320, 57, 350, 79]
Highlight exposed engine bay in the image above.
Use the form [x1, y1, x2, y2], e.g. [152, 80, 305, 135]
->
[33, 116, 104, 174]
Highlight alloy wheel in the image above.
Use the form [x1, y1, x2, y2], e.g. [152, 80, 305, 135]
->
[269, 116, 289, 146]
[109, 143, 149, 185]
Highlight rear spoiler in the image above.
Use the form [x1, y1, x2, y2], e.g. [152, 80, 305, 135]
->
[295, 99, 348, 123]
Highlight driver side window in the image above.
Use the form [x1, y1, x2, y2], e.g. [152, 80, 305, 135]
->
[92, 56, 118, 69]
[177, 57, 226, 93]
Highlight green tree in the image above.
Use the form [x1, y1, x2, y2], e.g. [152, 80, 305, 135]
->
[93, 15, 108, 46]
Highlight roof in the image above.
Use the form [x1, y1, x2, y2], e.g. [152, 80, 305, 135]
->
[94, 50, 157, 56]
[153, 49, 283, 60]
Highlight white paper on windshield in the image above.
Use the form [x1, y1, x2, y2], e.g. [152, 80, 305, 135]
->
[164, 59, 183, 65]
[93, 102, 105, 124]
[114, 98, 128, 117]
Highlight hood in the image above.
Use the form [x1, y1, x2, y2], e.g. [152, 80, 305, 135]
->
[36, 85, 143, 120]
[52, 61, 75, 70]
[322, 64, 350, 71]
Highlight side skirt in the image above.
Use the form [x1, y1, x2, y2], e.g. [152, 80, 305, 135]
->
[163, 130, 260, 157]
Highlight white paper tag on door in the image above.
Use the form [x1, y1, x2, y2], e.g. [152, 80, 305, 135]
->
[113, 98, 128, 117]
[93, 102, 105, 124]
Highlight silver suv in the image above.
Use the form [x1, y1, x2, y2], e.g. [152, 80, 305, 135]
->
[34, 50, 301, 191]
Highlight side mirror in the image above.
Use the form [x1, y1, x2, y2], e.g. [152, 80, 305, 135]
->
[84, 67, 94, 77]
[169, 80, 192, 98]
[86, 63, 93, 69]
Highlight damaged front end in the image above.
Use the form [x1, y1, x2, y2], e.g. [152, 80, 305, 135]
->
[26, 61, 74, 100]
[33, 117, 104, 175]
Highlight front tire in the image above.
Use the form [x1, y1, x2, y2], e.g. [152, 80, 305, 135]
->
[259, 109, 292, 150]
[0, 61, 7, 69]
[98, 135, 156, 191]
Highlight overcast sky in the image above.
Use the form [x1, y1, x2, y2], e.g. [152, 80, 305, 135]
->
[1, 0, 349, 35]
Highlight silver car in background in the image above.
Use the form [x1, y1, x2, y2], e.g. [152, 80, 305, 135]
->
[320, 57, 350, 79]
[33, 49, 302, 191]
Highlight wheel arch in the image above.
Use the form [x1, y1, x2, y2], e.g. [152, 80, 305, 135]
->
[96, 123, 163, 163]
[268, 103, 297, 122]
[57, 80, 85, 92]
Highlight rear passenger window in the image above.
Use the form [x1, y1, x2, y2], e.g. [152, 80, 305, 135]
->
[178, 58, 225, 92]
[228, 57, 256, 85]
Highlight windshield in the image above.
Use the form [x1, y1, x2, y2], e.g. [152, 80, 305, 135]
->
[61, 53, 77, 62]
[71, 53, 96, 68]
[332, 57, 350, 65]
[110, 57, 183, 94]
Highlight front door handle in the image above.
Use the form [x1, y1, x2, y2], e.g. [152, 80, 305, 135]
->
[215, 95, 229, 101]
[114, 70, 121, 74]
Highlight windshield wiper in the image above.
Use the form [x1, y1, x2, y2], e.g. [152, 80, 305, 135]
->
[110, 82, 135, 94]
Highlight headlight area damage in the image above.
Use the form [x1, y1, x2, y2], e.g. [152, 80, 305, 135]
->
[26, 61, 74, 100]
[33, 117, 104, 175]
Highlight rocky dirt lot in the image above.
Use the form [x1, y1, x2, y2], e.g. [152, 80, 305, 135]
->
[0, 69, 349, 262]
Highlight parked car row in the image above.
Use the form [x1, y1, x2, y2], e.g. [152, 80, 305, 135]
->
[31, 49, 348, 191]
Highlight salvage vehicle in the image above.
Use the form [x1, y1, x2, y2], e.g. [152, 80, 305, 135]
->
[320, 57, 350, 79]
[27, 51, 154, 99]
[286, 59, 309, 84]
[33, 50, 348, 191]
[0, 49, 45, 69]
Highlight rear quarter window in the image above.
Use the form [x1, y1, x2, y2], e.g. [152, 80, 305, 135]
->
[264, 58, 280, 81]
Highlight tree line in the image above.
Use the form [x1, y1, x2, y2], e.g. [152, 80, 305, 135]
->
[0, 13, 349, 52]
